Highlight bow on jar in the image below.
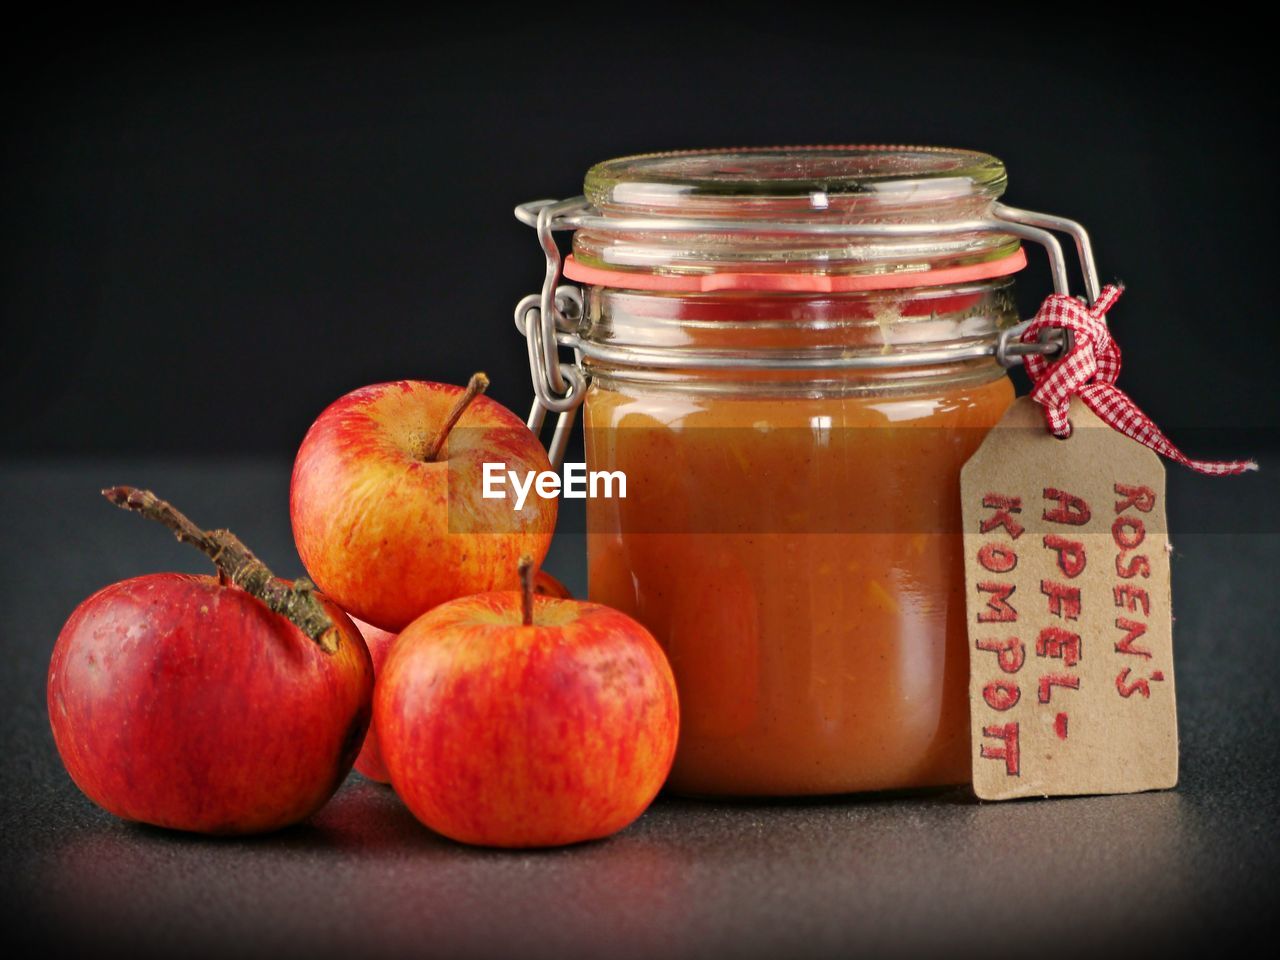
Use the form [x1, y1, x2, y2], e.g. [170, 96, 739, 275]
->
[1020, 284, 1257, 476]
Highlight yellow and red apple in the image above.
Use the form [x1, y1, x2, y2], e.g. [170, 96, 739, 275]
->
[290, 377, 556, 632]
[375, 562, 679, 848]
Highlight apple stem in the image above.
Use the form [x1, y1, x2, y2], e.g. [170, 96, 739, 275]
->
[518, 554, 535, 627]
[102, 486, 341, 655]
[422, 372, 489, 461]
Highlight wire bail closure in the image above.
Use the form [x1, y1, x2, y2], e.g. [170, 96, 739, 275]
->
[514, 197, 1103, 467]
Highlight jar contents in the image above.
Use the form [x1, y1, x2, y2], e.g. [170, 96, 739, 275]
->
[586, 372, 1013, 796]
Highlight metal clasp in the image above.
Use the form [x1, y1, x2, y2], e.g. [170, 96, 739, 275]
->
[513, 199, 587, 468]
[988, 203, 1096, 366]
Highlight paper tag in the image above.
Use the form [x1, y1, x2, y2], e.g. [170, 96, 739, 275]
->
[961, 396, 1177, 800]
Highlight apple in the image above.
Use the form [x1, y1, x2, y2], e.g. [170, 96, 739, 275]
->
[376, 558, 679, 848]
[48, 488, 374, 834]
[349, 615, 397, 783]
[533, 569, 573, 599]
[290, 374, 557, 632]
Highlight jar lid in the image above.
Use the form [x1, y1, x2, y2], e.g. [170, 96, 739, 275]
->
[585, 145, 1007, 214]
[568, 145, 1025, 290]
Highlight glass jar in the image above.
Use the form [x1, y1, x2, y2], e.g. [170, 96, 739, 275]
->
[515, 146, 1090, 796]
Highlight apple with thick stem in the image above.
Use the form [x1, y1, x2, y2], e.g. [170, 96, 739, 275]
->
[47, 487, 374, 835]
[376, 556, 679, 848]
[290, 374, 557, 632]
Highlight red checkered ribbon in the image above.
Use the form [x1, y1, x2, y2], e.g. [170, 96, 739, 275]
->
[1021, 284, 1257, 475]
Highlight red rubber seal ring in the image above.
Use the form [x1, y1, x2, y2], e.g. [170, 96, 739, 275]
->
[562, 248, 1027, 293]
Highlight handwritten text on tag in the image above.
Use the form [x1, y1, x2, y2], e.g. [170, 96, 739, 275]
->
[961, 396, 1177, 800]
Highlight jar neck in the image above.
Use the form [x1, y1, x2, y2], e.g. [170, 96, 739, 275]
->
[579, 280, 1019, 396]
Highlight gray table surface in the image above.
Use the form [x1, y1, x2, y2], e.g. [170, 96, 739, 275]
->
[4, 458, 1278, 959]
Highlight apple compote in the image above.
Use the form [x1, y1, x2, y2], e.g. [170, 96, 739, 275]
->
[581, 286, 1016, 795]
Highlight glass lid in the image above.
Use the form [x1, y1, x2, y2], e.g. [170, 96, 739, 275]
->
[571, 146, 1021, 282]
[584, 146, 1008, 218]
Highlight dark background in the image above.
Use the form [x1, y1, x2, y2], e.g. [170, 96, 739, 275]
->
[3, 10, 1277, 459]
[4, 9, 1279, 960]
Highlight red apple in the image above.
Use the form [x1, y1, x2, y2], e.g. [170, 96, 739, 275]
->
[376, 560, 679, 848]
[48, 488, 374, 835]
[349, 615, 397, 783]
[533, 569, 573, 599]
[290, 375, 557, 632]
